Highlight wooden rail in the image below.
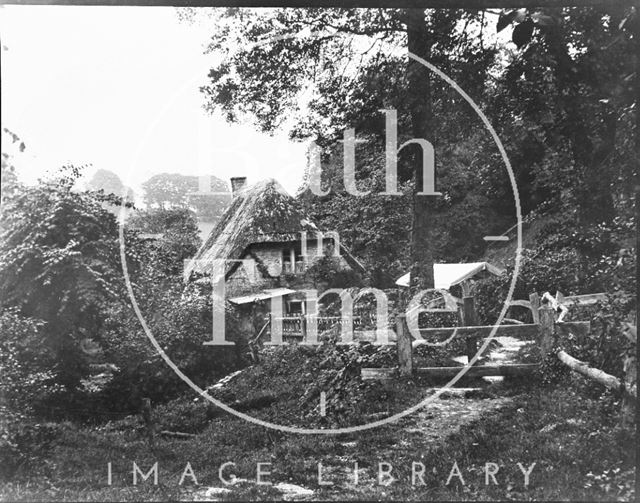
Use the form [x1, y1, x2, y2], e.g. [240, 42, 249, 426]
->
[417, 321, 590, 341]
[366, 299, 591, 381]
[382, 309, 556, 381]
[360, 290, 635, 424]
[416, 364, 538, 377]
[556, 291, 607, 306]
[362, 364, 538, 380]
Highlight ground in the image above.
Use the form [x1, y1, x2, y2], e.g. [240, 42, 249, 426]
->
[1, 338, 635, 501]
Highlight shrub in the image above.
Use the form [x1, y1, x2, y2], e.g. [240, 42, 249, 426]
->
[0, 407, 69, 480]
[92, 281, 245, 416]
[0, 309, 64, 413]
[0, 166, 130, 392]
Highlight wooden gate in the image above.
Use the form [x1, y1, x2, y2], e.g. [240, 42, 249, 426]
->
[362, 293, 591, 380]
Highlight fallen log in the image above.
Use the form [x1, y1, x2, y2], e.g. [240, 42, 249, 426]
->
[556, 350, 622, 391]
[559, 292, 607, 306]
[414, 364, 538, 378]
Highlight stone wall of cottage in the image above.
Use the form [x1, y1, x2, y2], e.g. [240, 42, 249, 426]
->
[253, 245, 282, 277]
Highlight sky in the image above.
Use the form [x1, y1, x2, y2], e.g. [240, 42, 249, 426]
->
[0, 5, 309, 199]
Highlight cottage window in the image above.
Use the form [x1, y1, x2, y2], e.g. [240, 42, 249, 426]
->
[287, 300, 305, 315]
[282, 244, 305, 274]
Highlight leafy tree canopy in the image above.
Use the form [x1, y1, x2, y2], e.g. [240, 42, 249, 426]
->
[127, 206, 202, 276]
[85, 168, 135, 203]
[0, 165, 133, 389]
[198, 6, 636, 289]
[142, 172, 231, 222]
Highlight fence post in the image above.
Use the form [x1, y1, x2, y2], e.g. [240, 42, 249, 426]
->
[300, 314, 308, 343]
[529, 292, 541, 324]
[538, 305, 555, 359]
[396, 314, 413, 376]
[462, 296, 478, 364]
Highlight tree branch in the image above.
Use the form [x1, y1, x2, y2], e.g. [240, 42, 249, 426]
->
[9, 1, 633, 8]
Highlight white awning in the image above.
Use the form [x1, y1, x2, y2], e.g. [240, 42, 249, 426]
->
[228, 288, 297, 305]
[395, 262, 505, 289]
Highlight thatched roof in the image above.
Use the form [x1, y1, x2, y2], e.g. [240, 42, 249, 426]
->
[184, 178, 364, 278]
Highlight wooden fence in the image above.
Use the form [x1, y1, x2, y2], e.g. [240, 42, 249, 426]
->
[387, 303, 589, 379]
[361, 292, 636, 423]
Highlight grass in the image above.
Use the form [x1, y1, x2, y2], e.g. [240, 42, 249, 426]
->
[1, 371, 635, 501]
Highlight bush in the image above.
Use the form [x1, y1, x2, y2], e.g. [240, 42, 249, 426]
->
[305, 255, 363, 290]
[90, 281, 245, 417]
[475, 248, 588, 325]
[573, 291, 635, 377]
[475, 210, 636, 327]
[475, 229, 635, 401]
[0, 309, 65, 414]
[0, 407, 69, 480]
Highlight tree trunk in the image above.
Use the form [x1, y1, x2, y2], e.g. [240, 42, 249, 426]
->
[406, 9, 436, 290]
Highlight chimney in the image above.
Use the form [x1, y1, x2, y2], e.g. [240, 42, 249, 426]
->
[230, 177, 247, 196]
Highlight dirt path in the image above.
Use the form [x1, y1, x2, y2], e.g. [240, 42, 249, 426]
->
[397, 394, 511, 439]
[487, 335, 531, 363]
[182, 393, 512, 501]
[182, 337, 525, 501]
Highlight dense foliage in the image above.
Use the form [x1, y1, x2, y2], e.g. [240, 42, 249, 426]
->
[1, 6, 636, 497]
[0, 166, 128, 390]
[127, 207, 202, 276]
[0, 164, 242, 423]
[198, 6, 637, 290]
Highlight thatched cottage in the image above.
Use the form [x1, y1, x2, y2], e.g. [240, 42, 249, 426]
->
[184, 177, 365, 324]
